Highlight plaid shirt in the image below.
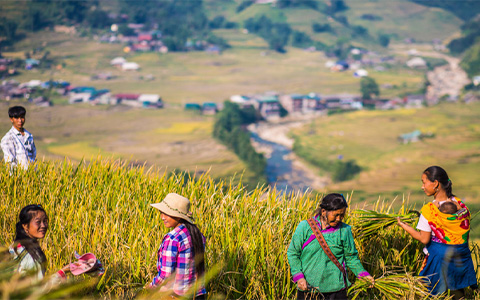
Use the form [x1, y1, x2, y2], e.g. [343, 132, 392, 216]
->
[151, 224, 206, 296]
[1, 126, 36, 169]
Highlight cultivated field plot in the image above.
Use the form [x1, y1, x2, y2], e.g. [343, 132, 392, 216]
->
[291, 102, 480, 206]
[4, 31, 425, 104]
[0, 102, 248, 180]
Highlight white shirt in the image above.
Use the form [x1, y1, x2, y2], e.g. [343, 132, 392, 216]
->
[1, 126, 36, 169]
[9, 244, 45, 282]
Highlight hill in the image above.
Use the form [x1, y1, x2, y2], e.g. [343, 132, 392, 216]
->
[290, 102, 480, 206]
[205, 0, 463, 51]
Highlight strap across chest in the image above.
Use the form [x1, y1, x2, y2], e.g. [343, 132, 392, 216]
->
[307, 218, 347, 287]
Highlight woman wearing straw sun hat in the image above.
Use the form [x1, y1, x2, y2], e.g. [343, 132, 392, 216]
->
[148, 193, 207, 299]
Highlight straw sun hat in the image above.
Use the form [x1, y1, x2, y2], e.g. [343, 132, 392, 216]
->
[151, 193, 195, 224]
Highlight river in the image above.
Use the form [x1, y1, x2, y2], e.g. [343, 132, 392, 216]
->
[248, 121, 328, 194]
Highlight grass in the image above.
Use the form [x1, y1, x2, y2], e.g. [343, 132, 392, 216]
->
[343, 0, 463, 42]
[1, 159, 479, 299]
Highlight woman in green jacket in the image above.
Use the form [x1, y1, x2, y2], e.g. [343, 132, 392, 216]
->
[287, 193, 374, 300]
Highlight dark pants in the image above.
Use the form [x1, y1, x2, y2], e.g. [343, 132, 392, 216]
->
[449, 289, 465, 300]
[297, 289, 348, 300]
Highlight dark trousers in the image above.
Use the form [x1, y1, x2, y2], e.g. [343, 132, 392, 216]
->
[297, 289, 348, 300]
[449, 289, 465, 300]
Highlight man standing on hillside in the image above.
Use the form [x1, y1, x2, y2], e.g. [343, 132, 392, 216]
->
[1, 106, 36, 169]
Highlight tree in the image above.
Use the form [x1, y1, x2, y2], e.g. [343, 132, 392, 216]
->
[0, 19, 17, 43]
[277, 0, 318, 9]
[267, 23, 291, 52]
[291, 31, 312, 48]
[378, 34, 390, 47]
[209, 16, 225, 29]
[351, 25, 368, 37]
[312, 23, 332, 33]
[360, 77, 380, 99]
[236, 0, 254, 13]
[118, 24, 135, 37]
[85, 9, 111, 29]
[244, 15, 291, 53]
[326, 0, 348, 15]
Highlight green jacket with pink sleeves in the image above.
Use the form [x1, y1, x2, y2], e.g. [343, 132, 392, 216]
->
[287, 216, 370, 293]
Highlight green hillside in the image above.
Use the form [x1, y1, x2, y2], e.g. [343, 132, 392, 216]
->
[291, 102, 480, 205]
[205, 0, 463, 49]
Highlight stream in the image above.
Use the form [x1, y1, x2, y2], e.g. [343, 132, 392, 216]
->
[250, 129, 327, 195]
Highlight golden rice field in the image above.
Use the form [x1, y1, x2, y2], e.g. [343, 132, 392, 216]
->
[1, 159, 480, 299]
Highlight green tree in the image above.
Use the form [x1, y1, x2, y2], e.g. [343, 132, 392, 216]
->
[236, 0, 254, 13]
[312, 23, 332, 33]
[244, 15, 291, 53]
[460, 42, 480, 77]
[378, 34, 390, 47]
[351, 25, 368, 37]
[277, 0, 318, 9]
[325, 0, 348, 15]
[332, 160, 361, 182]
[213, 101, 266, 181]
[360, 76, 380, 99]
[0, 18, 17, 43]
[118, 24, 135, 36]
[85, 9, 111, 29]
[291, 31, 313, 48]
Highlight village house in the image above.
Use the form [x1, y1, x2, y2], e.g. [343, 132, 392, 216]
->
[403, 94, 424, 108]
[472, 75, 480, 86]
[89, 89, 113, 105]
[68, 86, 97, 104]
[255, 95, 281, 119]
[114, 93, 141, 107]
[279, 93, 323, 114]
[138, 94, 163, 108]
[25, 58, 40, 69]
[398, 130, 422, 144]
[230, 95, 255, 109]
[185, 103, 202, 112]
[406, 57, 427, 69]
[69, 92, 92, 103]
[202, 102, 218, 115]
[20, 80, 42, 88]
[110, 57, 126, 66]
[374, 98, 402, 110]
[121, 62, 140, 71]
[322, 94, 362, 110]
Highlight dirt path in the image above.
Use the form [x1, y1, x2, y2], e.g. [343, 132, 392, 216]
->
[422, 51, 470, 104]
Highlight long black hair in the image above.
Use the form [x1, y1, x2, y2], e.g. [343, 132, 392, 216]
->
[314, 193, 348, 216]
[180, 220, 205, 277]
[14, 205, 47, 264]
[423, 166, 455, 198]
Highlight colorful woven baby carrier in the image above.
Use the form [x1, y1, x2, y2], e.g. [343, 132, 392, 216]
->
[420, 197, 470, 244]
